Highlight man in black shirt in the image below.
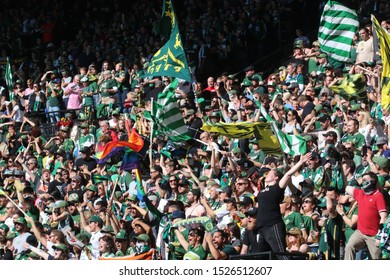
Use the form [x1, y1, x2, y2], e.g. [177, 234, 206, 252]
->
[75, 146, 97, 172]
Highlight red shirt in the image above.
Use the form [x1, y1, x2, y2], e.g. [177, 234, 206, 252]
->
[354, 188, 387, 236]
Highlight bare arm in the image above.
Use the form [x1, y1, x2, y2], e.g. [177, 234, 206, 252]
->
[174, 229, 189, 251]
[279, 153, 310, 189]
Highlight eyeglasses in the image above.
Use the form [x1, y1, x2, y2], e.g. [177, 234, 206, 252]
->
[164, 80, 170, 83]
[169, 180, 177, 183]
[188, 232, 196, 237]
[303, 200, 312, 204]
[287, 113, 293, 116]
[237, 182, 247, 185]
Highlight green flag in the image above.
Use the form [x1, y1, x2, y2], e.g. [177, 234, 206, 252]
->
[254, 98, 306, 156]
[153, 0, 175, 39]
[145, 1, 191, 81]
[152, 78, 191, 142]
[318, 0, 359, 62]
[329, 74, 367, 101]
[5, 58, 13, 91]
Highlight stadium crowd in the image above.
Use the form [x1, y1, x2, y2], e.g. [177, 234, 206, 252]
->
[0, 0, 390, 260]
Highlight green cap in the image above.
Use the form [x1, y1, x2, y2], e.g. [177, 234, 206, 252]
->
[134, 234, 150, 243]
[0, 223, 9, 232]
[54, 200, 67, 208]
[14, 217, 27, 225]
[75, 232, 91, 242]
[86, 185, 97, 192]
[373, 156, 388, 169]
[101, 225, 114, 234]
[115, 229, 128, 240]
[89, 215, 103, 224]
[349, 104, 361, 111]
[198, 176, 209, 182]
[52, 243, 68, 252]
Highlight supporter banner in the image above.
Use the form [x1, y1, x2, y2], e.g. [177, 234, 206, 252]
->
[329, 74, 367, 101]
[145, 0, 191, 82]
[318, 0, 358, 62]
[152, 78, 192, 142]
[172, 216, 214, 232]
[201, 121, 282, 155]
[99, 249, 156, 260]
[372, 15, 390, 112]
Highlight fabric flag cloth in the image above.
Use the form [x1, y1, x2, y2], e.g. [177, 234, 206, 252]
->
[5, 58, 13, 91]
[254, 99, 306, 156]
[372, 15, 390, 112]
[145, 0, 191, 81]
[318, 0, 359, 62]
[201, 121, 282, 155]
[151, 78, 191, 142]
[120, 150, 140, 171]
[135, 168, 146, 201]
[329, 74, 367, 101]
[153, 0, 174, 39]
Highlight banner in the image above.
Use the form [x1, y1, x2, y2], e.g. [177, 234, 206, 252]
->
[318, 0, 359, 62]
[145, 0, 191, 81]
[372, 15, 390, 111]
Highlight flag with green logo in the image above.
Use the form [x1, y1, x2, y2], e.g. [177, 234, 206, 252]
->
[5, 58, 13, 91]
[329, 74, 367, 101]
[152, 78, 191, 142]
[145, 0, 191, 82]
[318, 0, 359, 62]
[372, 15, 390, 112]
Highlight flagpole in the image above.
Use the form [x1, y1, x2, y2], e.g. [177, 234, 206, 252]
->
[149, 98, 154, 167]
[0, 191, 28, 217]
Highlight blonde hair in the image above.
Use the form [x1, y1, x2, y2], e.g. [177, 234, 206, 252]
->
[358, 110, 370, 128]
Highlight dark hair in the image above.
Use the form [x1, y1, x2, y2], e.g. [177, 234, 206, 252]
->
[99, 235, 116, 254]
[342, 159, 356, 173]
[362, 171, 378, 186]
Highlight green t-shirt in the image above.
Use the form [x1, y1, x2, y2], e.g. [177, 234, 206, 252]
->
[99, 78, 117, 97]
[185, 244, 207, 260]
[169, 228, 189, 260]
[341, 132, 366, 149]
[283, 211, 305, 231]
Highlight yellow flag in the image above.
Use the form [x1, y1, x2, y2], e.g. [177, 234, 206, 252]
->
[372, 15, 390, 111]
[201, 122, 281, 155]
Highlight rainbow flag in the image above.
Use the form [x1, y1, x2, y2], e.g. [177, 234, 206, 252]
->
[135, 169, 146, 201]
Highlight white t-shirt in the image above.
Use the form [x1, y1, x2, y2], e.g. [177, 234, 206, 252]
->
[12, 105, 25, 123]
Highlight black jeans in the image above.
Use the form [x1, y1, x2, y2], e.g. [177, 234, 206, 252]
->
[257, 221, 288, 260]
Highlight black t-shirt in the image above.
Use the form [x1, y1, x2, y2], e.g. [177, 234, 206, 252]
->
[75, 157, 97, 171]
[256, 184, 284, 228]
[48, 180, 66, 200]
[301, 102, 315, 121]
